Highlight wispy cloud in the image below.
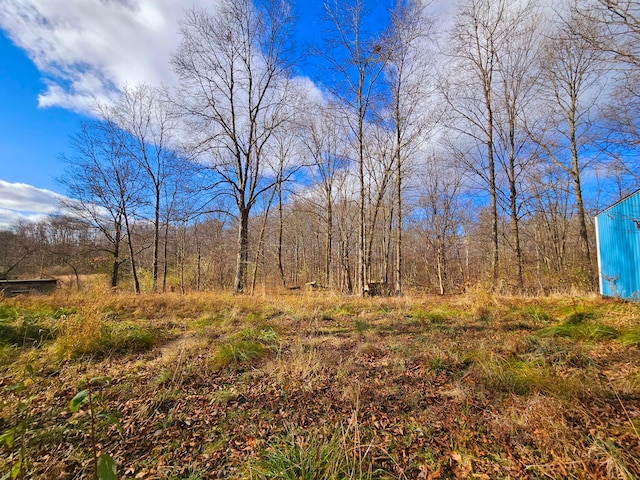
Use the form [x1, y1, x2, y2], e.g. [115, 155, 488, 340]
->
[0, 0, 213, 113]
[0, 180, 64, 229]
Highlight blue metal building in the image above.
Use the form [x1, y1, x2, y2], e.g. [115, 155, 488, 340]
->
[595, 189, 640, 300]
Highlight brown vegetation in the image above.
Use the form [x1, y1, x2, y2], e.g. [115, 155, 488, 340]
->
[1, 288, 639, 478]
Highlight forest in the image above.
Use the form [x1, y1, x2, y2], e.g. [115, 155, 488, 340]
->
[1, 0, 640, 296]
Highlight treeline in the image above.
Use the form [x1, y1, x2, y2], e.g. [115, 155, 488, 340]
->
[2, 0, 640, 295]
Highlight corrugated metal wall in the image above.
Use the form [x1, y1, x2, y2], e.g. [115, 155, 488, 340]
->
[595, 189, 640, 300]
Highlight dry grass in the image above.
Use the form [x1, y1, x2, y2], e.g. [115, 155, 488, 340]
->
[0, 288, 639, 478]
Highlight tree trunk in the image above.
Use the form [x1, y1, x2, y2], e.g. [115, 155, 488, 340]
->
[123, 211, 140, 294]
[234, 208, 250, 294]
[570, 118, 592, 277]
[358, 100, 366, 296]
[152, 188, 160, 292]
[508, 130, 524, 291]
[487, 98, 499, 290]
[162, 220, 169, 293]
[277, 184, 286, 288]
[251, 189, 276, 295]
[110, 220, 122, 289]
[395, 148, 403, 295]
[325, 188, 332, 287]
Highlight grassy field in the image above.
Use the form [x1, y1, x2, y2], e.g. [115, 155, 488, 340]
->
[0, 289, 639, 479]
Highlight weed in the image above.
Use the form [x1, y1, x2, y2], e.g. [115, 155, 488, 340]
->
[54, 316, 158, 359]
[69, 377, 118, 480]
[356, 342, 383, 357]
[102, 322, 157, 353]
[211, 387, 239, 405]
[523, 306, 554, 324]
[0, 317, 55, 347]
[564, 309, 598, 325]
[248, 425, 383, 480]
[589, 437, 639, 480]
[1, 364, 36, 479]
[0, 305, 18, 320]
[270, 344, 325, 392]
[211, 340, 268, 369]
[409, 308, 452, 325]
[520, 335, 594, 367]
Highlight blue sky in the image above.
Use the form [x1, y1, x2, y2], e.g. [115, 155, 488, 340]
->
[0, 31, 85, 188]
[0, 0, 452, 228]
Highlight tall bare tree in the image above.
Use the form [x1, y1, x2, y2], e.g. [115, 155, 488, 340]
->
[385, 0, 436, 295]
[528, 12, 605, 278]
[60, 119, 143, 291]
[492, 1, 540, 290]
[107, 84, 182, 292]
[446, 0, 509, 289]
[172, 0, 295, 293]
[302, 102, 348, 287]
[577, 0, 640, 67]
[322, 0, 388, 295]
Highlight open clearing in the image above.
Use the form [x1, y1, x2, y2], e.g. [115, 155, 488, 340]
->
[1, 291, 639, 479]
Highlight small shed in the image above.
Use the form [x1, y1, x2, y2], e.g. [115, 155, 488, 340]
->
[0, 279, 58, 297]
[595, 189, 640, 300]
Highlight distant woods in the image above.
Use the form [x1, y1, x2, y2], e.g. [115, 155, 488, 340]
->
[3, 0, 640, 295]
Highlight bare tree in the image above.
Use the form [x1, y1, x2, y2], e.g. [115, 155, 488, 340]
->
[527, 12, 606, 279]
[172, 0, 295, 293]
[107, 84, 183, 292]
[385, 0, 436, 295]
[577, 0, 640, 67]
[301, 102, 348, 287]
[492, 1, 540, 290]
[60, 119, 143, 291]
[445, 0, 509, 290]
[321, 0, 388, 295]
[418, 152, 469, 295]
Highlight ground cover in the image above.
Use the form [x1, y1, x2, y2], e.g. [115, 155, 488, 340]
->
[0, 289, 639, 479]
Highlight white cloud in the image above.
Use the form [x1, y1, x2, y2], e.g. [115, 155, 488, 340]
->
[0, 0, 213, 113]
[0, 180, 65, 229]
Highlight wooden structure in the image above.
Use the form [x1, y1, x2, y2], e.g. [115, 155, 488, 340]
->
[0, 279, 58, 297]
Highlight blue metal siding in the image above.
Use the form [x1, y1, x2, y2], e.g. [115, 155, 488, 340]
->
[596, 190, 640, 300]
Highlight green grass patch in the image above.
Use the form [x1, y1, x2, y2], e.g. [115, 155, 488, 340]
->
[520, 335, 593, 367]
[539, 320, 618, 342]
[523, 306, 555, 324]
[54, 318, 158, 359]
[101, 321, 158, 353]
[473, 353, 579, 398]
[0, 304, 19, 320]
[618, 326, 640, 347]
[409, 308, 457, 325]
[0, 317, 55, 347]
[354, 319, 372, 333]
[210, 325, 280, 369]
[247, 428, 383, 480]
